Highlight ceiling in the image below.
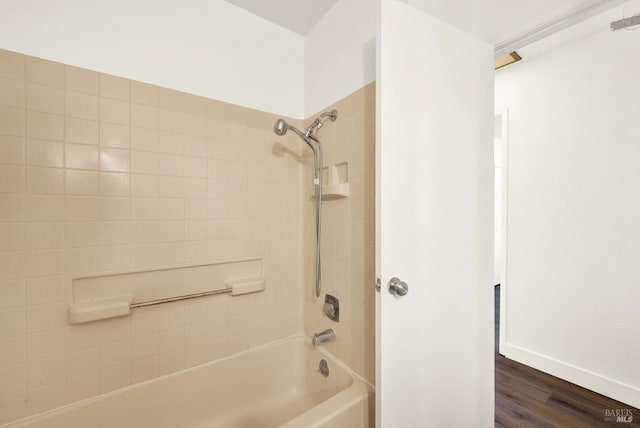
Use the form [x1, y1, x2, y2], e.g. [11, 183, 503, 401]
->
[224, 0, 627, 47]
[224, 0, 339, 35]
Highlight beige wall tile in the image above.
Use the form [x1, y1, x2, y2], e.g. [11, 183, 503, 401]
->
[96, 195, 127, 219]
[25, 249, 64, 278]
[131, 81, 158, 106]
[0, 391, 28, 424]
[184, 94, 207, 117]
[27, 355, 65, 388]
[26, 111, 63, 141]
[99, 172, 130, 196]
[100, 74, 129, 101]
[27, 380, 66, 414]
[0, 50, 25, 80]
[64, 196, 98, 221]
[131, 127, 157, 152]
[96, 222, 130, 246]
[158, 349, 183, 375]
[0, 223, 24, 251]
[100, 98, 129, 125]
[65, 247, 99, 274]
[0, 165, 25, 194]
[228, 104, 247, 124]
[26, 139, 63, 168]
[158, 88, 183, 111]
[26, 167, 63, 195]
[65, 222, 98, 248]
[207, 99, 228, 120]
[0, 364, 26, 397]
[66, 117, 99, 145]
[131, 311, 160, 338]
[131, 104, 158, 129]
[100, 147, 129, 172]
[207, 118, 229, 140]
[100, 340, 130, 367]
[26, 329, 65, 361]
[158, 131, 183, 154]
[159, 327, 184, 354]
[65, 91, 99, 120]
[65, 169, 99, 195]
[184, 136, 207, 157]
[25, 222, 64, 250]
[183, 157, 207, 178]
[99, 316, 131, 345]
[0, 106, 25, 137]
[25, 195, 63, 222]
[0, 308, 25, 338]
[25, 276, 64, 306]
[184, 115, 207, 137]
[130, 221, 158, 244]
[131, 334, 158, 361]
[184, 178, 206, 199]
[158, 153, 183, 176]
[0, 52, 353, 423]
[67, 324, 99, 353]
[131, 174, 158, 197]
[131, 357, 158, 384]
[158, 109, 183, 133]
[185, 199, 207, 220]
[66, 372, 99, 403]
[25, 57, 63, 88]
[0, 76, 25, 108]
[131, 150, 157, 174]
[26, 84, 64, 114]
[65, 66, 99, 95]
[303, 83, 375, 383]
[0, 335, 26, 367]
[100, 123, 130, 148]
[65, 143, 98, 170]
[0, 280, 25, 310]
[0, 135, 25, 166]
[131, 198, 157, 221]
[100, 243, 132, 269]
[26, 302, 65, 333]
[0, 194, 25, 222]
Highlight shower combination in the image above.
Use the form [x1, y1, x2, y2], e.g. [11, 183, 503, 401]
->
[273, 110, 338, 298]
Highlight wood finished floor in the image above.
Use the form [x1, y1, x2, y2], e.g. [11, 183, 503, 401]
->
[494, 285, 639, 427]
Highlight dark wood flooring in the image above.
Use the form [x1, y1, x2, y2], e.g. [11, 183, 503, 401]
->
[494, 285, 639, 427]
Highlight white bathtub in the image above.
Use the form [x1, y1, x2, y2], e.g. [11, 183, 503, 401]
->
[2, 336, 373, 428]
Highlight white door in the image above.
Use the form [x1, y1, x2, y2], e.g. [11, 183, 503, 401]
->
[376, 0, 495, 426]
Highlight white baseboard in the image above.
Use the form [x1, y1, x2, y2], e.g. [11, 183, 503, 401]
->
[504, 342, 640, 409]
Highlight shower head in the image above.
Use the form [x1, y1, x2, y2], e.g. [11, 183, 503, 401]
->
[273, 119, 288, 136]
[273, 118, 311, 145]
[305, 110, 338, 137]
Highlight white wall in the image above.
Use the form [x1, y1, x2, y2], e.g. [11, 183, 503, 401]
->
[496, 5, 640, 407]
[303, 0, 494, 116]
[304, 0, 376, 116]
[0, 0, 304, 118]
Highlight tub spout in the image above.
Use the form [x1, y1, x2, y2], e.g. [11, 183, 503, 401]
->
[312, 328, 336, 346]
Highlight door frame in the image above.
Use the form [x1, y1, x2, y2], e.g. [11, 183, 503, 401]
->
[495, 109, 509, 356]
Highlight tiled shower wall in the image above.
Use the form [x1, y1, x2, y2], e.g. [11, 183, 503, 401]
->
[0, 49, 304, 423]
[303, 83, 376, 383]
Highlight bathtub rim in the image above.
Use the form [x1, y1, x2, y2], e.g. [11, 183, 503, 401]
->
[0, 334, 374, 428]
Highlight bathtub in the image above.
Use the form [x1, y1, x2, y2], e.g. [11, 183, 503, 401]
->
[2, 336, 373, 428]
